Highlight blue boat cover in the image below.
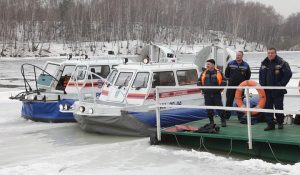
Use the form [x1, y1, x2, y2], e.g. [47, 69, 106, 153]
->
[21, 99, 75, 122]
[130, 96, 260, 127]
[129, 108, 208, 127]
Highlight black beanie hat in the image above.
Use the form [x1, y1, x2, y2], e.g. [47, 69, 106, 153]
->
[206, 59, 215, 65]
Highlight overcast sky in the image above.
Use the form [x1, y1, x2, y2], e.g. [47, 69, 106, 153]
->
[244, 0, 300, 18]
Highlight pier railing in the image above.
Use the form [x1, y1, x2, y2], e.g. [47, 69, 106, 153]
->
[154, 85, 300, 150]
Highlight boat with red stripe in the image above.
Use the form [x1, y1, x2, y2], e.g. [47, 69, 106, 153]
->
[10, 54, 126, 122]
[72, 44, 234, 136]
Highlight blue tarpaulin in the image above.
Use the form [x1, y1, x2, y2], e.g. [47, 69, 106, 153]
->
[129, 108, 208, 127]
[21, 99, 76, 122]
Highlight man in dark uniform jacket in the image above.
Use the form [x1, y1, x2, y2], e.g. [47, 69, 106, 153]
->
[259, 48, 292, 131]
[198, 59, 227, 127]
[225, 51, 251, 119]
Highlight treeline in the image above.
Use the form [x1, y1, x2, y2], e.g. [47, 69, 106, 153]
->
[0, 0, 299, 52]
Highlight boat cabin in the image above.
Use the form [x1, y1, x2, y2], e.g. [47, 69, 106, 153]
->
[36, 59, 123, 95]
[100, 63, 201, 105]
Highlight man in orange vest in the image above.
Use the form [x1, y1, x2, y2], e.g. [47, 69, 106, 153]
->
[198, 59, 227, 127]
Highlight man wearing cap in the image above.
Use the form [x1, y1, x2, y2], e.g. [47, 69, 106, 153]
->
[198, 59, 227, 127]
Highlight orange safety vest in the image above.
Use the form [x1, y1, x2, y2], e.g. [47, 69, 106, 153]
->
[200, 69, 222, 85]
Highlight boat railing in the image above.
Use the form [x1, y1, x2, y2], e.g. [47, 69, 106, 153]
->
[9, 63, 67, 101]
[72, 69, 131, 105]
[71, 69, 106, 103]
[153, 85, 300, 150]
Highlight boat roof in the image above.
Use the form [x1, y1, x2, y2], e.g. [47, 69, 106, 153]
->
[46, 58, 124, 67]
[116, 62, 197, 72]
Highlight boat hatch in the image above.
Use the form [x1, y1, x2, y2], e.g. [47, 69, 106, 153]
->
[37, 62, 60, 87]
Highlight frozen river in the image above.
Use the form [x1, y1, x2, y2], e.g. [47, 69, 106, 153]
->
[0, 53, 299, 174]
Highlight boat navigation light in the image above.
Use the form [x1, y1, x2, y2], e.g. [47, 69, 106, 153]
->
[123, 58, 128, 64]
[79, 106, 85, 113]
[88, 108, 94, 114]
[59, 104, 64, 111]
[143, 58, 149, 64]
[29, 95, 36, 101]
[64, 104, 70, 110]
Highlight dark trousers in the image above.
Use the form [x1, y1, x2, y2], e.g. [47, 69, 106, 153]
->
[264, 93, 284, 125]
[225, 89, 236, 118]
[225, 88, 244, 119]
[204, 93, 225, 121]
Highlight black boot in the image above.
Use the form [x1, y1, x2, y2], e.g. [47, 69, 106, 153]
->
[221, 118, 226, 127]
[209, 118, 214, 125]
[264, 124, 275, 131]
[225, 111, 231, 120]
[278, 123, 284, 129]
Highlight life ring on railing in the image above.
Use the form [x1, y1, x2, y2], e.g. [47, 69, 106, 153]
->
[235, 80, 266, 116]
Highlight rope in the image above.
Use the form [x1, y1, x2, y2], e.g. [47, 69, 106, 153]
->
[267, 141, 283, 164]
[227, 138, 233, 156]
[197, 137, 202, 150]
[201, 136, 210, 152]
[173, 134, 182, 147]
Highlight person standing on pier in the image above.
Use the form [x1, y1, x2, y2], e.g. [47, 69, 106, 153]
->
[259, 47, 292, 131]
[224, 51, 251, 119]
[198, 59, 227, 127]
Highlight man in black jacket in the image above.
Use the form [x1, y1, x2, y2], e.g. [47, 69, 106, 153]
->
[225, 51, 251, 119]
[259, 48, 292, 131]
[198, 59, 227, 127]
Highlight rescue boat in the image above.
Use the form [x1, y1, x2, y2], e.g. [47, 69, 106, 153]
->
[71, 44, 235, 136]
[10, 55, 127, 122]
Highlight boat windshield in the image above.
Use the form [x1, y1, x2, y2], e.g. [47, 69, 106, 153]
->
[132, 72, 149, 88]
[44, 63, 60, 76]
[75, 66, 87, 80]
[115, 72, 133, 87]
[107, 70, 117, 84]
[88, 65, 110, 79]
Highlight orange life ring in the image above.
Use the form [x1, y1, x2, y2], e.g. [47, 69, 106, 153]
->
[235, 80, 266, 116]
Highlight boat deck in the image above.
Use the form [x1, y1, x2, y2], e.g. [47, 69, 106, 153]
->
[159, 117, 300, 163]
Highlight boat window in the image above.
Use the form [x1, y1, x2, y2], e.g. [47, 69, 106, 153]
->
[132, 72, 149, 88]
[75, 66, 87, 80]
[177, 69, 198, 85]
[88, 65, 110, 79]
[107, 70, 117, 84]
[115, 72, 133, 87]
[44, 63, 60, 76]
[152, 71, 175, 88]
[62, 65, 76, 77]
